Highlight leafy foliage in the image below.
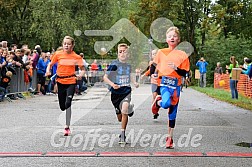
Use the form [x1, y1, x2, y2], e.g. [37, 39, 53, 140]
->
[1, 0, 252, 85]
[200, 34, 252, 85]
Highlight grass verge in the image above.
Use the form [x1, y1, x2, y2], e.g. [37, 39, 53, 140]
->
[191, 86, 252, 111]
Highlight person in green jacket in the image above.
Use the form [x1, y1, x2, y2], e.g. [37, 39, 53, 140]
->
[226, 56, 239, 99]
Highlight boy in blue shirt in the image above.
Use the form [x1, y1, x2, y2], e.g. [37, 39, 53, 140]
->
[103, 43, 139, 144]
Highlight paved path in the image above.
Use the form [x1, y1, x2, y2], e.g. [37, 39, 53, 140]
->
[0, 84, 251, 166]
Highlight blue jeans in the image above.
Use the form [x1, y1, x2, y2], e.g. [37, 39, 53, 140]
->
[230, 79, 238, 99]
[200, 73, 206, 87]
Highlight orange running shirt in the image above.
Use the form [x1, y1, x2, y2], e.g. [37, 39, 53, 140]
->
[50, 50, 84, 84]
[154, 48, 190, 86]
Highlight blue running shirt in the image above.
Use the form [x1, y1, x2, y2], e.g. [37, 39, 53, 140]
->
[106, 60, 132, 94]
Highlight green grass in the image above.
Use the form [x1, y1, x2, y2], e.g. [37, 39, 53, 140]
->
[191, 86, 252, 111]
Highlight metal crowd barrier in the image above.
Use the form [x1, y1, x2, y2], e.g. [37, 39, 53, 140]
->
[86, 70, 105, 86]
[7, 68, 105, 95]
[8, 68, 37, 93]
[0, 67, 37, 102]
[2, 68, 148, 101]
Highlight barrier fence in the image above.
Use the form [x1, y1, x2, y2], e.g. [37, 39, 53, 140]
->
[9, 68, 37, 93]
[4, 69, 252, 98]
[2, 68, 146, 101]
[4, 68, 107, 95]
[214, 73, 252, 98]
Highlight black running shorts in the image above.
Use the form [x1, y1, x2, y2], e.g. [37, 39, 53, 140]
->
[111, 92, 131, 114]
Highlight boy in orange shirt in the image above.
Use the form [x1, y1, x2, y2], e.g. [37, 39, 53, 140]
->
[46, 36, 85, 136]
[151, 27, 190, 148]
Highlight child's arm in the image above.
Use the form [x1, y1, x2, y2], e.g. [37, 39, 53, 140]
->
[45, 62, 52, 77]
[45, 54, 58, 76]
[77, 66, 85, 80]
[130, 73, 139, 88]
[76, 56, 85, 80]
[103, 73, 120, 89]
[144, 68, 150, 76]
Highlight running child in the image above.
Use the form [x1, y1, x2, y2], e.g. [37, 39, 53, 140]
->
[141, 49, 160, 119]
[151, 27, 190, 149]
[103, 43, 139, 144]
[45, 36, 85, 136]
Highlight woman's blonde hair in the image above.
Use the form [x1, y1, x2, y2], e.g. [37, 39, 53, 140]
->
[230, 56, 237, 67]
[62, 36, 75, 46]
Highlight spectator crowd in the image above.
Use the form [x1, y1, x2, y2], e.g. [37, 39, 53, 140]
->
[0, 41, 110, 101]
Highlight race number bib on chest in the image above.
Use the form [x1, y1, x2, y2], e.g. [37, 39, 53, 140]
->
[116, 75, 130, 86]
[160, 76, 178, 89]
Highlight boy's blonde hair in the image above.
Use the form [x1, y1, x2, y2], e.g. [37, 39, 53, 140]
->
[166, 26, 180, 38]
[118, 43, 128, 50]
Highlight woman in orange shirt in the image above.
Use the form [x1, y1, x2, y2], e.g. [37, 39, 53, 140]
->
[46, 36, 85, 136]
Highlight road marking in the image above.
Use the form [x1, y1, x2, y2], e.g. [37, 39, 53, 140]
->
[99, 152, 150, 157]
[46, 152, 96, 157]
[153, 152, 203, 156]
[0, 152, 42, 157]
[0, 152, 251, 157]
[206, 152, 252, 157]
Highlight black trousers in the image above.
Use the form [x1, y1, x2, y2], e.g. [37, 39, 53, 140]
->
[57, 82, 76, 111]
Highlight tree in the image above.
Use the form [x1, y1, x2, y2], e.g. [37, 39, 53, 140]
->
[0, 0, 33, 45]
[211, 0, 252, 38]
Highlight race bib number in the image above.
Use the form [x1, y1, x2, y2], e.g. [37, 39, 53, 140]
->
[160, 76, 178, 89]
[116, 75, 130, 86]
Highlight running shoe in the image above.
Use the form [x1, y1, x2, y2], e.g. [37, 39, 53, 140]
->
[128, 104, 134, 117]
[118, 134, 126, 144]
[153, 113, 159, 119]
[152, 95, 161, 115]
[64, 128, 71, 136]
[166, 137, 174, 149]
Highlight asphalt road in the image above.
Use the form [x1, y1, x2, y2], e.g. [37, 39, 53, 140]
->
[0, 83, 251, 167]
